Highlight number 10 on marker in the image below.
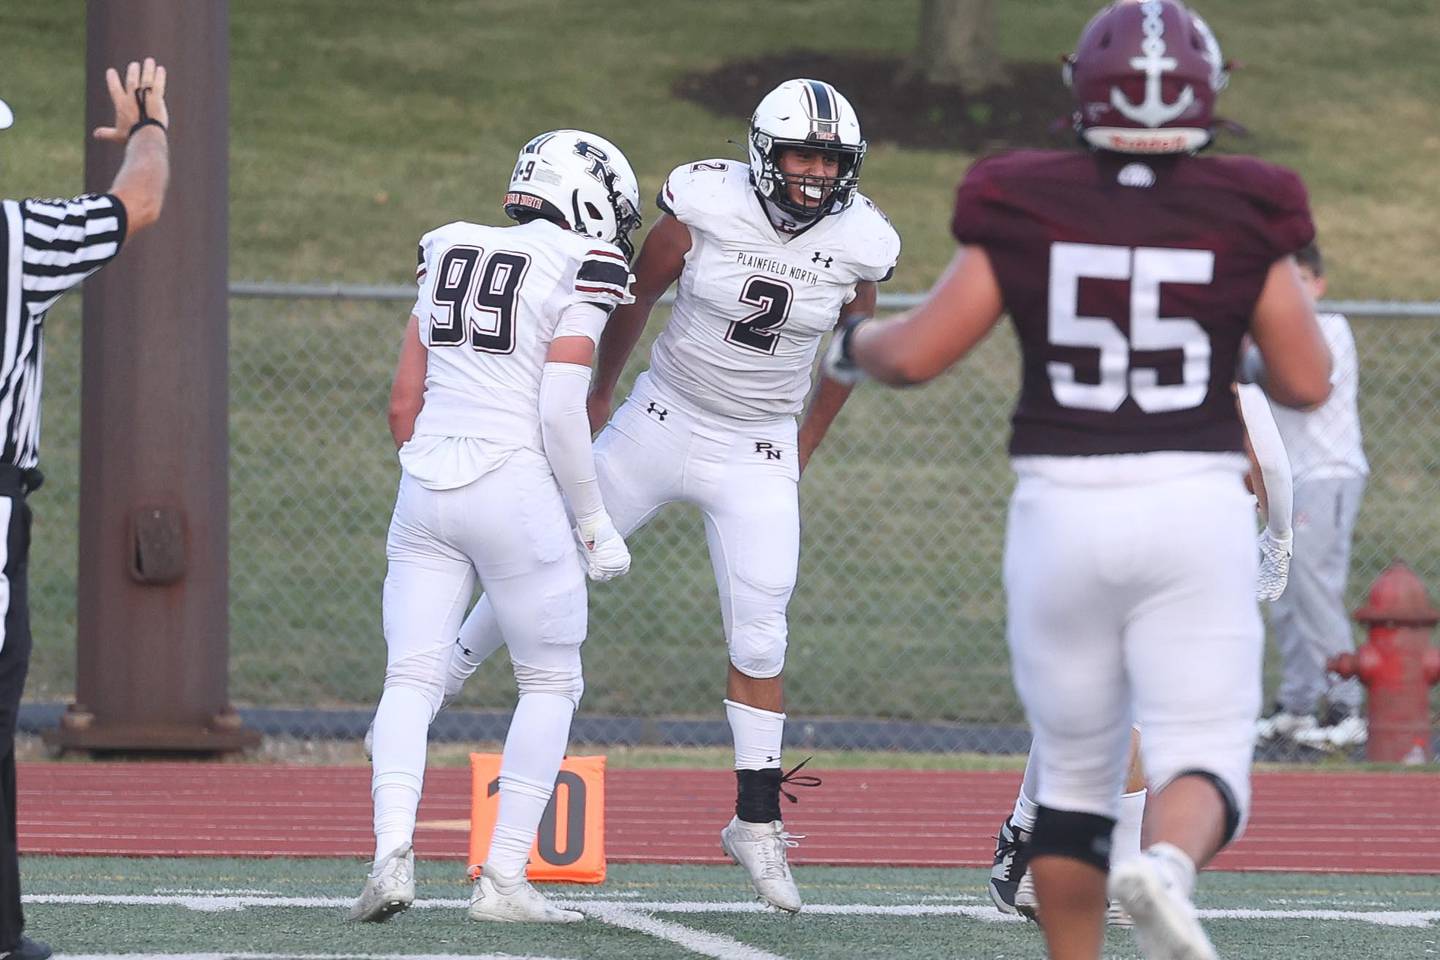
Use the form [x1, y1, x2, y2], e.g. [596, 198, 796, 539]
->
[466, 753, 607, 884]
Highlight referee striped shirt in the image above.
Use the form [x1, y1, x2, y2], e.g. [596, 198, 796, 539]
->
[0, 193, 127, 469]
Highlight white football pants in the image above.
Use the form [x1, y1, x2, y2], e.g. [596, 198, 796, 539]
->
[456, 370, 801, 680]
[1004, 455, 1262, 836]
[383, 450, 588, 700]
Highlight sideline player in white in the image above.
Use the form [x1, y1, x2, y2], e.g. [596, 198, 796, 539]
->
[445, 78, 900, 913]
[1253, 242, 1370, 750]
[827, 2, 1332, 956]
[350, 130, 641, 925]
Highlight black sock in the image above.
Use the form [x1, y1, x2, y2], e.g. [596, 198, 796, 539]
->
[735, 768, 782, 823]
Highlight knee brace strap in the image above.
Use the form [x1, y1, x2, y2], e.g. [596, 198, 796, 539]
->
[1030, 805, 1116, 873]
[1174, 768, 1242, 847]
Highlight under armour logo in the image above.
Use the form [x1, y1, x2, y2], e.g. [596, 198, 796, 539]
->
[754, 441, 782, 461]
[812, 252, 834, 268]
[646, 402, 668, 421]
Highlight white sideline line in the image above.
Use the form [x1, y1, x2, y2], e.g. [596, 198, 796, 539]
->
[24, 892, 1440, 928]
[582, 903, 789, 960]
[57, 955, 571, 960]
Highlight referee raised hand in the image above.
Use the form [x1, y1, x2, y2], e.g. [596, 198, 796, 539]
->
[0, 57, 171, 960]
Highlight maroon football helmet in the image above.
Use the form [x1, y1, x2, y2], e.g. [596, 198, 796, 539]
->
[1064, 0, 1229, 154]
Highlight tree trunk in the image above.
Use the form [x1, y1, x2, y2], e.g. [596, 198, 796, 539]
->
[911, 0, 1006, 93]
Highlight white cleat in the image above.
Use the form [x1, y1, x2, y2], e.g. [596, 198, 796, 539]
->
[468, 863, 583, 923]
[720, 816, 803, 914]
[1292, 713, 1368, 751]
[1014, 870, 1039, 922]
[1255, 705, 1315, 742]
[1109, 855, 1218, 960]
[1009, 870, 1131, 927]
[348, 843, 415, 922]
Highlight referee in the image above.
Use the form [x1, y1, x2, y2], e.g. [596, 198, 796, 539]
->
[0, 58, 170, 960]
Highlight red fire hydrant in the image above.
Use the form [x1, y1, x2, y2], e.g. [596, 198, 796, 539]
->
[1329, 561, 1440, 763]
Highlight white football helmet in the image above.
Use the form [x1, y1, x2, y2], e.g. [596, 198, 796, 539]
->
[748, 78, 866, 222]
[504, 129, 643, 257]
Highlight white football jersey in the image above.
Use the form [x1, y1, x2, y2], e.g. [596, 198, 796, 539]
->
[1267, 312, 1369, 482]
[402, 218, 630, 487]
[648, 159, 901, 420]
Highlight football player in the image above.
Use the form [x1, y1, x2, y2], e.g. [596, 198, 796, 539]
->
[826, 3, 1330, 958]
[445, 78, 900, 913]
[351, 130, 641, 926]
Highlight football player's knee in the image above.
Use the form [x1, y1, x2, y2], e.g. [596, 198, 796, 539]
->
[728, 614, 788, 679]
[512, 657, 585, 707]
[1030, 805, 1116, 872]
[383, 646, 449, 719]
[1144, 723, 1253, 842]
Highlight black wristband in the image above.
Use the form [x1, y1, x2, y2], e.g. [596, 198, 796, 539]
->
[129, 117, 167, 138]
[837, 314, 869, 365]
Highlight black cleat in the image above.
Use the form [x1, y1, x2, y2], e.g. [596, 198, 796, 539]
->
[0, 936, 53, 960]
[988, 815, 1032, 915]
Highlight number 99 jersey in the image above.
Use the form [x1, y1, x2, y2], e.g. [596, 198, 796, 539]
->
[409, 218, 632, 449]
[649, 159, 900, 421]
[952, 149, 1314, 457]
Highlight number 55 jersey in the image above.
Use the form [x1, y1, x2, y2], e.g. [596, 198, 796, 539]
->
[951, 149, 1314, 457]
[649, 159, 900, 421]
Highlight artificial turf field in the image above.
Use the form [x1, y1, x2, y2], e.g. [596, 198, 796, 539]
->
[22, 857, 1440, 960]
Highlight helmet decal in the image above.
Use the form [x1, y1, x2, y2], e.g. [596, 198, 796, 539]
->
[1109, 1, 1196, 128]
[502, 129, 643, 257]
[802, 80, 842, 141]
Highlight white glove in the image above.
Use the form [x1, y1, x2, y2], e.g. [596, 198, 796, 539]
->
[1256, 528, 1293, 602]
[575, 509, 631, 582]
[821, 316, 868, 386]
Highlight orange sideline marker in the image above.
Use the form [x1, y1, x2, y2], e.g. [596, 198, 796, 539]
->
[467, 753, 606, 883]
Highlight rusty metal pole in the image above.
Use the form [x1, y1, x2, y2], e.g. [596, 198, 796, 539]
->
[47, 0, 255, 751]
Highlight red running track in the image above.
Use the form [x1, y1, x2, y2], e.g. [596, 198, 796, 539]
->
[18, 763, 1440, 874]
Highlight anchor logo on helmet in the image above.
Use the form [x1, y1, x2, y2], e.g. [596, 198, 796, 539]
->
[1110, 1, 1195, 128]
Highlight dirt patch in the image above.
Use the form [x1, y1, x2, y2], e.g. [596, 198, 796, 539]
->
[673, 52, 1075, 153]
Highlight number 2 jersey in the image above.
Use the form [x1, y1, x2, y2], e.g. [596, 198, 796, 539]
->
[649, 159, 901, 421]
[403, 218, 631, 488]
[952, 149, 1314, 457]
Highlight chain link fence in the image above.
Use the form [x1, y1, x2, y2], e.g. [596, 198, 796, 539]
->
[23, 293, 1440, 755]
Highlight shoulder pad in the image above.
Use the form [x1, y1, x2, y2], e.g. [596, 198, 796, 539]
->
[657, 159, 748, 226]
[841, 194, 902, 283]
[415, 220, 473, 285]
[1213, 157, 1315, 257]
[573, 243, 635, 311]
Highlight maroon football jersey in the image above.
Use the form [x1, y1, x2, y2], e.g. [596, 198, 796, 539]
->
[952, 149, 1314, 456]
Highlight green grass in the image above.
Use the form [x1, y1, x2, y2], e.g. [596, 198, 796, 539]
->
[10, 2, 1440, 728]
[20, 857, 1440, 959]
[8, 0, 1439, 295]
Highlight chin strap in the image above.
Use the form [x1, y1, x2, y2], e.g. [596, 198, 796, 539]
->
[757, 192, 820, 235]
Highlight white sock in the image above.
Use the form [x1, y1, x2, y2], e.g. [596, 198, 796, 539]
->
[370, 685, 432, 862]
[1145, 841, 1198, 900]
[1010, 748, 1041, 834]
[1113, 789, 1146, 867]
[725, 699, 785, 770]
[485, 691, 575, 878]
